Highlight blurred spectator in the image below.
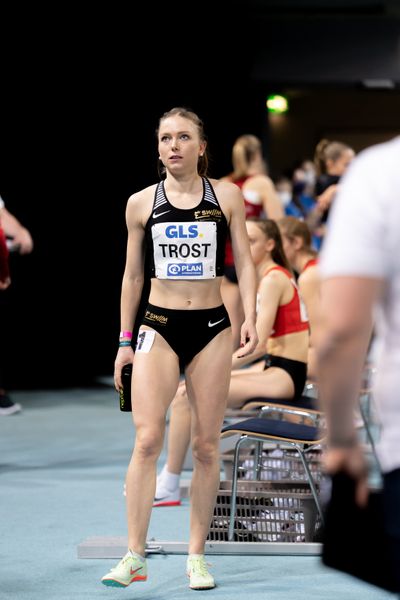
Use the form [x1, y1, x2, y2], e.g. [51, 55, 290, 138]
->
[292, 159, 317, 215]
[0, 195, 33, 415]
[220, 134, 284, 348]
[307, 139, 355, 249]
[0, 223, 11, 290]
[275, 175, 314, 220]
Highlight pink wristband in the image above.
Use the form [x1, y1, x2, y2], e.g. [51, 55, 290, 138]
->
[119, 330, 132, 340]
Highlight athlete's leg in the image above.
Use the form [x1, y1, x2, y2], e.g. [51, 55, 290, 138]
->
[184, 327, 232, 554]
[306, 346, 318, 382]
[162, 362, 295, 494]
[226, 367, 295, 408]
[126, 329, 180, 555]
[166, 385, 192, 474]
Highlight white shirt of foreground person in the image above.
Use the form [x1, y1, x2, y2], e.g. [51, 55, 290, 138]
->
[319, 135, 400, 474]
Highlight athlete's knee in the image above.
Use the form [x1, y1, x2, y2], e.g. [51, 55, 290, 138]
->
[191, 436, 219, 465]
[134, 427, 164, 460]
[171, 387, 189, 410]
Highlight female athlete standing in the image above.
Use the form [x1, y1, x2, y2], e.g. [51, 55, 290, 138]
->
[101, 107, 258, 590]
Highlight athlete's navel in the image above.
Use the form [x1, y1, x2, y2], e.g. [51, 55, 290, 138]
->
[186, 299, 192, 306]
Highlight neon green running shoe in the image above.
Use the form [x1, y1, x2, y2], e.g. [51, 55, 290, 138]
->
[101, 551, 147, 588]
[186, 555, 215, 590]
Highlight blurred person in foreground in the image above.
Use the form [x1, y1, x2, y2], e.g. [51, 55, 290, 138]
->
[316, 136, 400, 590]
[0, 195, 34, 415]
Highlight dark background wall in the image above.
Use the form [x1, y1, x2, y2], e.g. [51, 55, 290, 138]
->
[2, 1, 400, 388]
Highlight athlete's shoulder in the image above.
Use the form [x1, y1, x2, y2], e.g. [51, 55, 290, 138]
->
[262, 266, 290, 287]
[126, 183, 158, 223]
[246, 173, 275, 190]
[211, 178, 244, 199]
[300, 262, 319, 284]
[128, 183, 158, 204]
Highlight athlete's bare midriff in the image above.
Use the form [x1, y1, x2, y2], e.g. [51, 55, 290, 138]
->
[267, 330, 309, 363]
[149, 277, 224, 310]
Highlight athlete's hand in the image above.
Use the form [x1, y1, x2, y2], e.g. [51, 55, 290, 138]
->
[237, 319, 258, 358]
[114, 346, 135, 391]
[317, 184, 338, 211]
[324, 444, 369, 508]
[0, 275, 11, 290]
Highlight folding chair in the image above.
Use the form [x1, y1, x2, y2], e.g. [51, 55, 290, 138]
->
[220, 417, 326, 541]
[240, 394, 323, 426]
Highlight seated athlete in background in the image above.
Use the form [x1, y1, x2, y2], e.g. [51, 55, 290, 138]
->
[278, 216, 320, 382]
[155, 218, 309, 506]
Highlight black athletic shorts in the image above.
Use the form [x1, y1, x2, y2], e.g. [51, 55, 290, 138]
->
[139, 303, 231, 371]
[263, 354, 307, 399]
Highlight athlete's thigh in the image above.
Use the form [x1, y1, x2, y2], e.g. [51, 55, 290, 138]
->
[131, 327, 180, 428]
[185, 328, 232, 436]
[227, 368, 294, 408]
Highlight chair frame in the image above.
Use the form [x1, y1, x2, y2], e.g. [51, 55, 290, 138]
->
[220, 418, 326, 542]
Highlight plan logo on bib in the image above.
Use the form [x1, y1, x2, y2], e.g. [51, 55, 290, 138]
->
[167, 263, 203, 277]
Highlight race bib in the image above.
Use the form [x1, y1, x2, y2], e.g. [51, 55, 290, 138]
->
[135, 329, 155, 353]
[152, 221, 217, 279]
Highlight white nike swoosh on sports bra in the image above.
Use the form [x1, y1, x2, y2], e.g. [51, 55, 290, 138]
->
[152, 210, 171, 219]
[208, 318, 225, 328]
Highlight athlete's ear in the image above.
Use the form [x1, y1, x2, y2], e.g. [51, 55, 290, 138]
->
[265, 238, 275, 253]
[293, 235, 303, 250]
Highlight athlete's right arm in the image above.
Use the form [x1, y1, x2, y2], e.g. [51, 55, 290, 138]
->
[114, 189, 152, 391]
[299, 268, 320, 346]
[258, 175, 285, 221]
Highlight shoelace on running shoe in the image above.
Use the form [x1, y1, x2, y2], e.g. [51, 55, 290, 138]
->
[189, 557, 211, 576]
[110, 554, 132, 572]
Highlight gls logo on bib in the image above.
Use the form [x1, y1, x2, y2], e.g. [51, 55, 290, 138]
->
[165, 224, 198, 238]
[152, 221, 217, 279]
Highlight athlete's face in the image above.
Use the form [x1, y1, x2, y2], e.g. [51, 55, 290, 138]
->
[246, 220, 271, 266]
[158, 116, 205, 173]
[326, 148, 355, 176]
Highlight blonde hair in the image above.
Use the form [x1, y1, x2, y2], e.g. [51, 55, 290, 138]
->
[278, 216, 317, 256]
[314, 138, 353, 175]
[231, 134, 266, 179]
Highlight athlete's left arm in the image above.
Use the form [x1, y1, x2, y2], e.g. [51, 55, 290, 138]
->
[218, 180, 258, 356]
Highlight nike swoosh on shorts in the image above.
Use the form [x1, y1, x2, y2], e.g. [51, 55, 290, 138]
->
[208, 318, 225, 328]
